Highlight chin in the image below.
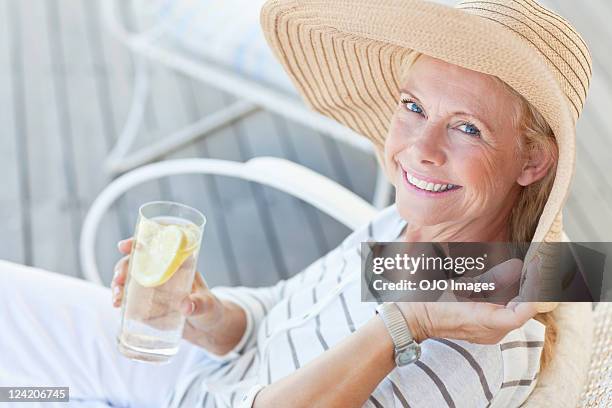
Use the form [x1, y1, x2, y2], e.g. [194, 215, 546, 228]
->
[395, 196, 450, 227]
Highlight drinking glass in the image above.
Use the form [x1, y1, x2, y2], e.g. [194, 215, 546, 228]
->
[117, 201, 205, 363]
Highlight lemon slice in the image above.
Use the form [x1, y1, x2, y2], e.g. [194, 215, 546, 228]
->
[131, 222, 194, 288]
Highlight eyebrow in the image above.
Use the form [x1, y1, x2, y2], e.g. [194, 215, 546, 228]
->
[399, 88, 422, 102]
[398, 88, 495, 133]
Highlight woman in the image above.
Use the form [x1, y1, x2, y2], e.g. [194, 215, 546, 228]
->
[0, 0, 593, 407]
[115, 0, 589, 406]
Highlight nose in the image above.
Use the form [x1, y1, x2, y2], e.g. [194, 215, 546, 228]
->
[411, 123, 447, 166]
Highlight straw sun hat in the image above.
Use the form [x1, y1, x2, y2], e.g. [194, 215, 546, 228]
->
[260, 0, 593, 309]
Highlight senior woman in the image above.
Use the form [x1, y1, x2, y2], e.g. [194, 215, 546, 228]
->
[133, 0, 586, 406]
[0, 0, 592, 407]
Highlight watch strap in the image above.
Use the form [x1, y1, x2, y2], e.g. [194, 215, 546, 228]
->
[376, 302, 414, 349]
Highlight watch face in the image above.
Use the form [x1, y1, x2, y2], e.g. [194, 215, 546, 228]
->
[396, 344, 421, 366]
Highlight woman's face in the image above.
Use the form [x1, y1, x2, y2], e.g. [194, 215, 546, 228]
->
[385, 55, 531, 232]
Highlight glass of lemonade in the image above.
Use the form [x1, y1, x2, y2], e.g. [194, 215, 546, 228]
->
[117, 201, 205, 363]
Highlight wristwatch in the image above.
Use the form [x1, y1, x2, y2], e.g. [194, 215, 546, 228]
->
[376, 302, 421, 366]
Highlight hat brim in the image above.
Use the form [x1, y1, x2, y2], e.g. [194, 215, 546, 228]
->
[261, 0, 575, 244]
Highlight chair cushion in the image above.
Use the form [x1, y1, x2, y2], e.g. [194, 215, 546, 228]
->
[146, 0, 297, 93]
[522, 303, 593, 408]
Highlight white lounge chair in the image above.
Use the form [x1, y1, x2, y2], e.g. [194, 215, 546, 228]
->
[100, 0, 393, 208]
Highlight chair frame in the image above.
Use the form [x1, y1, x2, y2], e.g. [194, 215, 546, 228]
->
[100, 0, 393, 208]
[79, 157, 378, 285]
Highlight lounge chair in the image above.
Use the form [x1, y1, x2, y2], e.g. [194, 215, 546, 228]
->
[100, 0, 392, 208]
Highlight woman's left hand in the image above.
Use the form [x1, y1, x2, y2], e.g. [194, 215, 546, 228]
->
[397, 300, 539, 344]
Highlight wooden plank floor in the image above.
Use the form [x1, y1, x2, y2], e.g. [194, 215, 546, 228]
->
[0, 0, 368, 287]
[0, 0, 610, 290]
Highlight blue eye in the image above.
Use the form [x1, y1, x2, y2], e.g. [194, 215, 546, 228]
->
[409, 103, 423, 114]
[400, 98, 424, 115]
[458, 123, 481, 137]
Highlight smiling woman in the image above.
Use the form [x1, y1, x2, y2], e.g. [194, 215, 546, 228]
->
[0, 0, 597, 407]
[388, 53, 557, 244]
[387, 51, 560, 368]
[252, 0, 594, 406]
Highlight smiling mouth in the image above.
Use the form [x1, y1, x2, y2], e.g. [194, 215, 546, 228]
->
[402, 169, 462, 193]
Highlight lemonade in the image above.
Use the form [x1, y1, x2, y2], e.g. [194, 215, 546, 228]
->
[117, 202, 205, 363]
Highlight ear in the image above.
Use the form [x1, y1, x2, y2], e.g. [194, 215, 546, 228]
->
[516, 144, 555, 187]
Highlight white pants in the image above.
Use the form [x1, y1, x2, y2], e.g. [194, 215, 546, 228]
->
[0, 260, 217, 407]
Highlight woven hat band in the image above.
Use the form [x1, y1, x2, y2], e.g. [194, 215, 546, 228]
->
[455, 0, 592, 120]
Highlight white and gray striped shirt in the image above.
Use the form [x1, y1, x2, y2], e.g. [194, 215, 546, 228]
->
[167, 204, 545, 407]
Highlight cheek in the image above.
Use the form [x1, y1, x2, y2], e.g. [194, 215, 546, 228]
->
[384, 115, 407, 172]
[455, 145, 520, 200]
[385, 113, 419, 158]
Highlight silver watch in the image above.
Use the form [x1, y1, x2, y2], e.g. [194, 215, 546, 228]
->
[376, 302, 421, 366]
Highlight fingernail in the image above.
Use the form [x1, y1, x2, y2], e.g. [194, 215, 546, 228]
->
[113, 286, 120, 297]
[117, 239, 128, 250]
[182, 300, 195, 315]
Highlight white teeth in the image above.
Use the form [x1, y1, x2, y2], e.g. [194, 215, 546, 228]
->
[406, 172, 457, 192]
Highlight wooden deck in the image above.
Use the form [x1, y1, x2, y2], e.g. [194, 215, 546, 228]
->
[0, 0, 610, 288]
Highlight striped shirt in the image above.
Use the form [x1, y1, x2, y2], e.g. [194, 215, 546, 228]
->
[167, 204, 545, 407]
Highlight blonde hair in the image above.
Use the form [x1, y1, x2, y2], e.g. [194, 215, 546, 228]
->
[399, 52, 559, 369]
[495, 78, 558, 370]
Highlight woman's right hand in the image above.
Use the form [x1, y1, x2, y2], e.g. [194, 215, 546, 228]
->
[111, 238, 236, 350]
